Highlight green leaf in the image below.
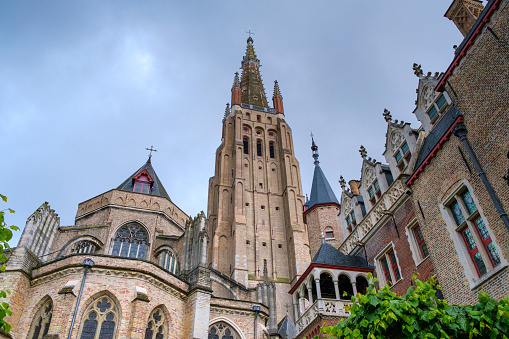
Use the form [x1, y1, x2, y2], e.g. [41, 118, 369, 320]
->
[0, 195, 6, 203]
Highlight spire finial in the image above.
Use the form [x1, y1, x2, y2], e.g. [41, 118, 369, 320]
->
[383, 109, 392, 122]
[146, 146, 157, 162]
[232, 72, 240, 88]
[273, 80, 282, 97]
[245, 28, 254, 44]
[359, 145, 367, 159]
[305, 194, 309, 202]
[339, 176, 346, 191]
[321, 231, 326, 244]
[311, 133, 319, 165]
[224, 103, 230, 118]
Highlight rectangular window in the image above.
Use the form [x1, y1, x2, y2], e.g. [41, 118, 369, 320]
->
[428, 106, 438, 121]
[269, 142, 275, 158]
[243, 138, 249, 154]
[413, 226, 429, 258]
[401, 142, 410, 155]
[436, 94, 447, 109]
[325, 231, 334, 239]
[377, 247, 402, 287]
[395, 151, 403, 163]
[257, 140, 262, 156]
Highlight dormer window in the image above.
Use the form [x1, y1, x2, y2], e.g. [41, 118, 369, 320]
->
[394, 142, 411, 171]
[346, 210, 356, 233]
[427, 94, 449, 123]
[132, 169, 153, 194]
[368, 180, 381, 206]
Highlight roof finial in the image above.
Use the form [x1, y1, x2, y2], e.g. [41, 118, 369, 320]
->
[339, 176, 346, 191]
[311, 132, 319, 165]
[383, 108, 392, 122]
[359, 145, 367, 159]
[245, 28, 254, 44]
[232, 72, 240, 88]
[321, 231, 326, 244]
[146, 146, 157, 162]
[305, 194, 309, 203]
[413, 63, 423, 77]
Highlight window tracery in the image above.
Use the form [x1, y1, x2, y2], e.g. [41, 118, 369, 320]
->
[79, 296, 118, 339]
[28, 299, 53, 339]
[111, 223, 149, 259]
[71, 240, 97, 254]
[144, 307, 167, 339]
[159, 249, 178, 274]
[208, 322, 241, 339]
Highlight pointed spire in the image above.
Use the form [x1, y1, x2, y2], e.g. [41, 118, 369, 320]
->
[240, 37, 269, 107]
[224, 103, 230, 118]
[232, 72, 240, 89]
[272, 80, 284, 114]
[383, 109, 392, 122]
[231, 72, 241, 106]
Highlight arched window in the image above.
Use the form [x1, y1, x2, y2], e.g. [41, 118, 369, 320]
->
[28, 299, 53, 339]
[78, 296, 118, 339]
[71, 240, 97, 254]
[145, 307, 168, 339]
[319, 272, 336, 299]
[338, 274, 354, 300]
[159, 249, 178, 274]
[356, 276, 369, 295]
[208, 321, 241, 339]
[243, 138, 249, 155]
[256, 140, 262, 157]
[111, 224, 149, 259]
[269, 142, 275, 158]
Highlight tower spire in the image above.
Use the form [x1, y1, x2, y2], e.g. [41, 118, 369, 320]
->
[231, 72, 241, 106]
[272, 80, 284, 114]
[311, 134, 319, 165]
[240, 37, 269, 107]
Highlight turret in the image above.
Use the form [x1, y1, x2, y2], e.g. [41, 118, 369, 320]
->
[272, 80, 284, 115]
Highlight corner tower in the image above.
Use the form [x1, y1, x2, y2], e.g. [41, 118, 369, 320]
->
[207, 37, 311, 318]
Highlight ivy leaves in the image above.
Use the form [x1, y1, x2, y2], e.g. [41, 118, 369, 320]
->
[313, 274, 509, 339]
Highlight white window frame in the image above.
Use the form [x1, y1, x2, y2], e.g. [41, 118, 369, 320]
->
[405, 220, 429, 266]
[440, 180, 506, 289]
[375, 242, 403, 288]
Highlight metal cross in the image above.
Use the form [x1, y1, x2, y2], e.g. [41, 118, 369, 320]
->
[285, 303, 291, 313]
[146, 146, 157, 159]
[310, 131, 314, 139]
[245, 28, 255, 38]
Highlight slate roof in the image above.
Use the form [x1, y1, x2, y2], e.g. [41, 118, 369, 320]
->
[413, 105, 462, 171]
[116, 158, 171, 200]
[278, 314, 297, 339]
[312, 241, 372, 269]
[306, 164, 339, 211]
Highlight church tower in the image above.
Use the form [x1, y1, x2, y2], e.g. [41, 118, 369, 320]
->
[207, 37, 311, 313]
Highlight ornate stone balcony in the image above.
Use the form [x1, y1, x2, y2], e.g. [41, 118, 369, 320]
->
[339, 178, 409, 255]
[295, 298, 352, 334]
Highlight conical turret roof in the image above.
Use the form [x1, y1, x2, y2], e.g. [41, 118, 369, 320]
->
[117, 158, 171, 200]
[306, 138, 339, 210]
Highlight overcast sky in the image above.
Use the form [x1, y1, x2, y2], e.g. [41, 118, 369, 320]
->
[1, 1, 467, 246]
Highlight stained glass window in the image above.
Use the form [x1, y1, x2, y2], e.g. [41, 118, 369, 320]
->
[28, 299, 53, 339]
[450, 200, 465, 226]
[72, 240, 97, 254]
[461, 190, 477, 215]
[160, 249, 178, 274]
[414, 226, 429, 258]
[145, 308, 167, 339]
[111, 224, 149, 259]
[79, 296, 118, 339]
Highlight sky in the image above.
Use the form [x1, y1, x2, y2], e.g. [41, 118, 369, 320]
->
[1, 1, 468, 246]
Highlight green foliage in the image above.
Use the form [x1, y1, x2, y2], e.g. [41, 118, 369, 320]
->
[0, 194, 16, 333]
[316, 273, 509, 339]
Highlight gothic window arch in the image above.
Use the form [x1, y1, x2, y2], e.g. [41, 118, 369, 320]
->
[208, 321, 242, 339]
[71, 240, 98, 255]
[28, 298, 53, 339]
[78, 296, 119, 339]
[158, 248, 179, 274]
[144, 307, 168, 339]
[111, 223, 149, 259]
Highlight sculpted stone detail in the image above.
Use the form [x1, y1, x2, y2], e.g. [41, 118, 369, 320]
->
[421, 84, 437, 111]
[340, 179, 408, 254]
[362, 167, 376, 187]
[390, 131, 404, 154]
[342, 197, 352, 213]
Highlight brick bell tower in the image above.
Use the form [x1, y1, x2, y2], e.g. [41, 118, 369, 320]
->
[207, 36, 311, 316]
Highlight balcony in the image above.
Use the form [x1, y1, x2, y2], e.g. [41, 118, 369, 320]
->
[296, 298, 352, 335]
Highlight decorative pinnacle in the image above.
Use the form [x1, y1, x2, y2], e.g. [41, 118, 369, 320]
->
[339, 176, 346, 190]
[383, 109, 392, 122]
[232, 72, 240, 88]
[321, 232, 326, 244]
[359, 145, 367, 159]
[273, 80, 282, 97]
[305, 194, 309, 203]
[311, 133, 319, 165]
[224, 103, 230, 118]
[413, 63, 423, 77]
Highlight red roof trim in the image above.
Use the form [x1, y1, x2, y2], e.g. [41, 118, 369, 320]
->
[407, 116, 463, 186]
[133, 169, 154, 183]
[288, 263, 373, 294]
[303, 202, 341, 223]
[436, 0, 501, 92]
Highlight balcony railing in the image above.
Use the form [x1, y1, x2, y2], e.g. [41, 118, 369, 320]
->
[339, 178, 408, 255]
[296, 299, 352, 334]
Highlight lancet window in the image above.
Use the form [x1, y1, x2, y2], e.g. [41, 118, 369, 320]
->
[78, 296, 118, 339]
[159, 249, 178, 274]
[243, 138, 249, 155]
[28, 299, 53, 339]
[144, 307, 168, 339]
[111, 223, 149, 259]
[208, 322, 241, 339]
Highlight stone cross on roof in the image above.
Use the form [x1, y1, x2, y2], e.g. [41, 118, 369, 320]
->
[245, 28, 255, 38]
[146, 146, 157, 160]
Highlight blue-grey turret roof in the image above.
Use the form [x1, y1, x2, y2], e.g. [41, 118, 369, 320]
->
[117, 157, 171, 200]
